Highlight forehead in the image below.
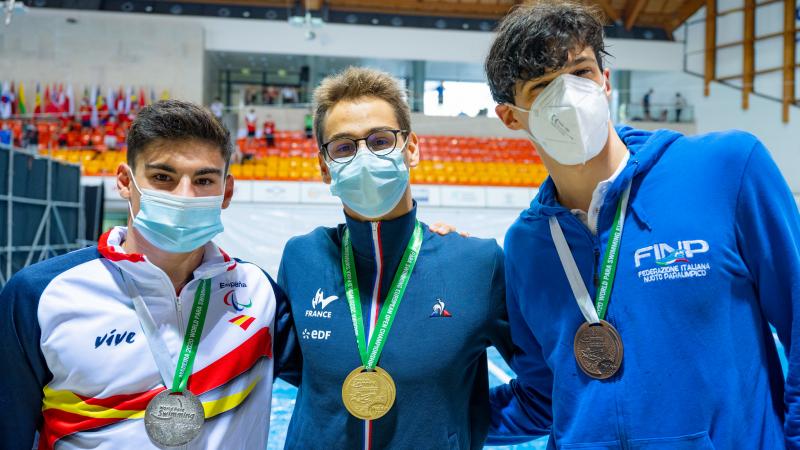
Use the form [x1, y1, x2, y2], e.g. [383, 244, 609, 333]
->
[323, 97, 399, 140]
[135, 139, 226, 171]
[515, 47, 599, 89]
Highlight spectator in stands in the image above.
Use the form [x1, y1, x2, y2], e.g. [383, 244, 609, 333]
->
[0, 99, 297, 450]
[303, 111, 313, 139]
[97, 96, 110, 125]
[267, 86, 280, 105]
[263, 115, 276, 148]
[277, 66, 516, 450]
[57, 123, 69, 148]
[103, 116, 119, 150]
[281, 86, 298, 104]
[79, 98, 92, 129]
[675, 92, 686, 122]
[22, 121, 38, 151]
[484, 1, 800, 448]
[245, 108, 258, 144]
[0, 123, 11, 147]
[643, 87, 653, 120]
[210, 96, 224, 120]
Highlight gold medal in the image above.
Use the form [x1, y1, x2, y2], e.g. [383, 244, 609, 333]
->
[341, 366, 396, 420]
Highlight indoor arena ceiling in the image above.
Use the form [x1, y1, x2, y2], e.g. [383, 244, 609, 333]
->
[206, 0, 706, 32]
[22, 0, 706, 37]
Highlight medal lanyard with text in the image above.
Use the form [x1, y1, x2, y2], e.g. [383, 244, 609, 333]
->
[548, 184, 631, 323]
[341, 221, 423, 370]
[121, 273, 213, 393]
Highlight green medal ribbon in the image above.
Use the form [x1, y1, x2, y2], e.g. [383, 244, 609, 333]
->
[593, 186, 629, 320]
[171, 278, 212, 392]
[341, 221, 423, 370]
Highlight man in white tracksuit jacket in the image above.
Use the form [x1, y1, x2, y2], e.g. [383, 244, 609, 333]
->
[0, 100, 298, 450]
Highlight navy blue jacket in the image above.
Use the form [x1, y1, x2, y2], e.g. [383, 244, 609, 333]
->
[490, 126, 800, 449]
[277, 205, 512, 449]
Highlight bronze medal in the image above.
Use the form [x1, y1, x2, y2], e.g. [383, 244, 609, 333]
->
[341, 366, 396, 420]
[573, 320, 623, 379]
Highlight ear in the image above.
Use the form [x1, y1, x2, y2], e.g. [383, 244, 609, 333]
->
[318, 153, 332, 184]
[221, 173, 235, 209]
[602, 67, 612, 97]
[117, 163, 133, 201]
[406, 131, 420, 168]
[496, 104, 526, 131]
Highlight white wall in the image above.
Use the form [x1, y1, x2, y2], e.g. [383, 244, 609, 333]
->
[0, 9, 205, 102]
[631, 69, 800, 195]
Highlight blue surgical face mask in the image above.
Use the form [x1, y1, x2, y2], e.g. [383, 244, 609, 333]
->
[328, 141, 410, 220]
[127, 169, 225, 253]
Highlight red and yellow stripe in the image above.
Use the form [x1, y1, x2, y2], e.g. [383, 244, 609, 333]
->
[39, 326, 272, 449]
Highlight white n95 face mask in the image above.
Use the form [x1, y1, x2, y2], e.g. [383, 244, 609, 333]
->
[510, 74, 610, 166]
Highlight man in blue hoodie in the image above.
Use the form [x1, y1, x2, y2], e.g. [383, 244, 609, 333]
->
[276, 67, 514, 449]
[485, 1, 800, 448]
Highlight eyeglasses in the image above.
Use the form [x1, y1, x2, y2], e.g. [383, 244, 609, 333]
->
[321, 129, 409, 164]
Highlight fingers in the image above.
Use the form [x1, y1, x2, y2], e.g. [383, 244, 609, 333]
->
[428, 222, 465, 236]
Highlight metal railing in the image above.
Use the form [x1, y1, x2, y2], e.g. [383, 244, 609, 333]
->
[0, 144, 85, 287]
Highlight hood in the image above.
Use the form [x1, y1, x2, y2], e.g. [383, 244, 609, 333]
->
[522, 125, 683, 220]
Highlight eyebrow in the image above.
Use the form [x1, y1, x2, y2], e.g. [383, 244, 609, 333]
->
[327, 126, 395, 142]
[526, 56, 595, 93]
[145, 163, 223, 177]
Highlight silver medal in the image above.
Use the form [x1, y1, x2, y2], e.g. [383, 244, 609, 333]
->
[144, 390, 205, 447]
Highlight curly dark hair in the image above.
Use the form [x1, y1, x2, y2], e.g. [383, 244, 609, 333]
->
[485, 0, 611, 105]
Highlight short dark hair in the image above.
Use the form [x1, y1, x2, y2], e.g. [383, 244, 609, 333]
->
[485, 0, 610, 105]
[313, 67, 411, 146]
[126, 99, 232, 169]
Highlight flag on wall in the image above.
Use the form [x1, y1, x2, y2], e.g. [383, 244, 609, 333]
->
[34, 83, 42, 115]
[90, 85, 99, 127]
[43, 84, 51, 110]
[17, 82, 26, 115]
[9, 82, 16, 116]
[66, 84, 74, 116]
[0, 82, 12, 119]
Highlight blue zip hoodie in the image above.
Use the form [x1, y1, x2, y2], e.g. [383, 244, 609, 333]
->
[489, 126, 800, 449]
[277, 205, 513, 449]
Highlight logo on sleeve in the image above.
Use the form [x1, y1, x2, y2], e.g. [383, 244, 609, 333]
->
[305, 288, 338, 319]
[429, 299, 452, 318]
[634, 240, 711, 283]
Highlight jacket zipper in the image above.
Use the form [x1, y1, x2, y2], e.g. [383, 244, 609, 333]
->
[363, 222, 383, 450]
[164, 275, 191, 450]
[569, 210, 628, 449]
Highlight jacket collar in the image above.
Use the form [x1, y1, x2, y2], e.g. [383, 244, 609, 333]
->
[522, 125, 683, 227]
[98, 226, 237, 288]
[343, 202, 418, 264]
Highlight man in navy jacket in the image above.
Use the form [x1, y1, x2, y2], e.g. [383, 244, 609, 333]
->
[277, 67, 515, 449]
[485, 2, 800, 449]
